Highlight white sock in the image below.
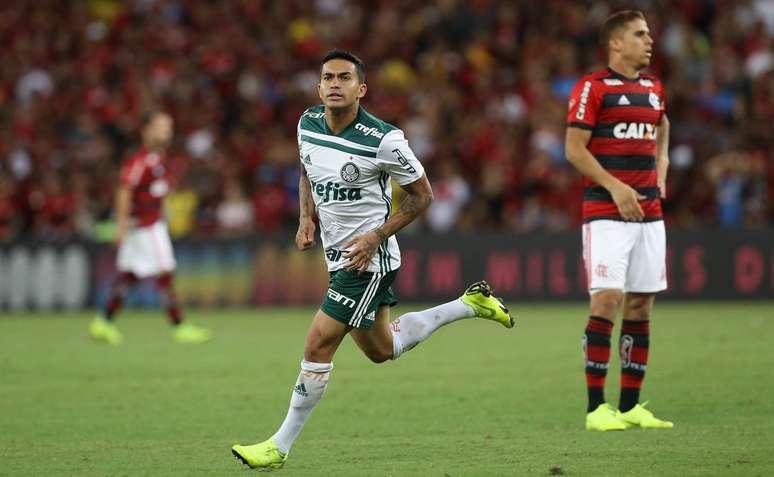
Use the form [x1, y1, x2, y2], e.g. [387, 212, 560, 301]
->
[390, 299, 475, 359]
[272, 360, 332, 454]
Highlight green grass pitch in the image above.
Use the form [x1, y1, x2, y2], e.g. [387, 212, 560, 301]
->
[2, 303, 773, 476]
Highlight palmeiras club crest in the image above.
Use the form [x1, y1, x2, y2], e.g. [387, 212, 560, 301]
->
[340, 161, 360, 183]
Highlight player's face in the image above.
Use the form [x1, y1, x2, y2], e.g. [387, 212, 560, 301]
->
[318, 59, 366, 110]
[615, 18, 653, 70]
[145, 114, 173, 148]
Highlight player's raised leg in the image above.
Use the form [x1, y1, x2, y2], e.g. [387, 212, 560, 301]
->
[232, 310, 346, 469]
[350, 280, 513, 362]
[391, 281, 514, 359]
[89, 271, 138, 345]
[615, 292, 672, 428]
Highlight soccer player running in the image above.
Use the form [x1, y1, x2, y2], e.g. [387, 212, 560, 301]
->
[89, 112, 210, 345]
[231, 50, 515, 469]
[565, 10, 673, 431]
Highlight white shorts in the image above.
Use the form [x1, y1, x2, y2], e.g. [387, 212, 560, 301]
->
[582, 220, 667, 294]
[117, 221, 176, 278]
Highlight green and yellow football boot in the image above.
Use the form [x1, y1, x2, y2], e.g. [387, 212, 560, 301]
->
[232, 438, 287, 469]
[172, 323, 211, 344]
[89, 317, 123, 345]
[617, 402, 674, 429]
[586, 403, 627, 431]
[460, 280, 515, 328]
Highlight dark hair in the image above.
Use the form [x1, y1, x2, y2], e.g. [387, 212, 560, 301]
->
[321, 49, 366, 83]
[599, 10, 646, 49]
[140, 110, 162, 127]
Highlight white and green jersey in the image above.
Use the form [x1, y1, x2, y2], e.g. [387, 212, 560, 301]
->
[298, 105, 425, 273]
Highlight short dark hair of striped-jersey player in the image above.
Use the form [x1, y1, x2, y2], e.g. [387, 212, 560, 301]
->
[140, 109, 164, 128]
[599, 10, 646, 50]
[321, 49, 366, 84]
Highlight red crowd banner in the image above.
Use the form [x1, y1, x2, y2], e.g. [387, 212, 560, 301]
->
[0, 229, 772, 310]
[392, 230, 774, 301]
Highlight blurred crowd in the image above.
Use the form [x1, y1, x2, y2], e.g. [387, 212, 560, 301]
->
[1, 0, 773, 242]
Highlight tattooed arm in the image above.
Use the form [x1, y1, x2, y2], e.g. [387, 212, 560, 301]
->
[343, 174, 433, 272]
[296, 165, 317, 251]
[376, 174, 433, 238]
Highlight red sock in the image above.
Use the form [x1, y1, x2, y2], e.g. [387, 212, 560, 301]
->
[584, 316, 614, 412]
[619, 320, 650, 412]
[104, 272, 138, 320]
[156, 273, 183, 325]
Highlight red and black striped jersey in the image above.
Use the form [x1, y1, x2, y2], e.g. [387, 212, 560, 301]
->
[119, 147, 170, 227]
[567, 67, 666, 222]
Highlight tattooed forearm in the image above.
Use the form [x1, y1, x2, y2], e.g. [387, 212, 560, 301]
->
[396, 193, 429, 221]
[378, 174, 433, 239]
[371, 227, 388, 243]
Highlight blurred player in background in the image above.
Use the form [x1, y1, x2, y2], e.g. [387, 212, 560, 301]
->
[231, 50, 515, 470]
[89, 111, 210, 345]
[565, 10, 673, 431]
